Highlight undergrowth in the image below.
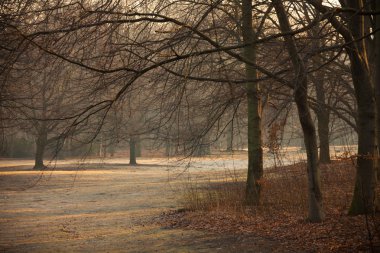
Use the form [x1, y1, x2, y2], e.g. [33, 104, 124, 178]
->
[180, 161, 355, 216]
[169, 160, 380, 252]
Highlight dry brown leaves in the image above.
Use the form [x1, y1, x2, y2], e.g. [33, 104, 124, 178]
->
[157, 161, 380, 252]
[158, 207, 379, 252]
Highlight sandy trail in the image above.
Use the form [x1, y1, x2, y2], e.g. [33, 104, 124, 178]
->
[0, 158, 276, 252]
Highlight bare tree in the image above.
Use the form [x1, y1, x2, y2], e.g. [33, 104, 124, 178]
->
[273, 0, 324, 222]
[308, 0, 378, 215]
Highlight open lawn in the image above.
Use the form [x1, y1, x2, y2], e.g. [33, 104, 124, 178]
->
[0, 157, 278, 252]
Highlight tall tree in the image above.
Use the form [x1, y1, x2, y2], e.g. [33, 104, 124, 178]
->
[242, 0, 263, 205]
[307, 1, 331, 164]
[273, 0, 324, 222]
[309, 0, 378, 214]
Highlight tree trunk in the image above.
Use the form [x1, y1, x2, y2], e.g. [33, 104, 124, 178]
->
[348, 51, 377, 214]
[315, 82, 331, 164]
[99, 134, 106, 157]
[226, 119, 233, 152]
[194, 139, 210, 156]
[309, 67, 330, 164]
[274, 0, 324, 222]
[34, 131, 47, 170]
[242, 0, 263, 205]
[308, 0, 330, 164]
[309, 0, 378, 216]
[165, 139, 171, 157]
[136, 136, 142, 157]
[347, 0, 378, 215]
[69, 136, 74, 157]
[374, 0, 380, 181]
[129, 137, 137, 165]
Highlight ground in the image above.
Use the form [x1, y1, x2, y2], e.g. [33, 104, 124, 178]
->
[0, 157, 280, 253]
[2, 156, 376, 252]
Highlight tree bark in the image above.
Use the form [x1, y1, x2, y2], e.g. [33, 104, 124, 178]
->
[136, 136, 142, 157]
[274, 0, 324, 222]
[348, 50, 377, 214]
[129, 137, 137, 165]
[165, 139, 172, 157]
[34, 131, 47, 170]
[374, 0, 380, 181]
[346, 0, 377, 215]
[99, 134, 106, 157]
[307, 0, 330, 164]
[315, 77, 331, 164]
[226, 119, 233, 152]
[242, 0, 263, 205]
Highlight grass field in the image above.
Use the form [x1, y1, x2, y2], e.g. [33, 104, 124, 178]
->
[0, 157, 280, 252]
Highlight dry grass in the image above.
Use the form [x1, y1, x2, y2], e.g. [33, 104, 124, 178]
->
[165, 160, 380, 252]
[262, 160, 355, 215]
[180, 172, 245, 213]
[180, 160, 356, 216]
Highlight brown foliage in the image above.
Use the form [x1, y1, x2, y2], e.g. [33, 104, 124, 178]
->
[158, 161, 380, 252]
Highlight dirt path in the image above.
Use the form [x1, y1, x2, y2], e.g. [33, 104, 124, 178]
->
[0, 158, 277, 252]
